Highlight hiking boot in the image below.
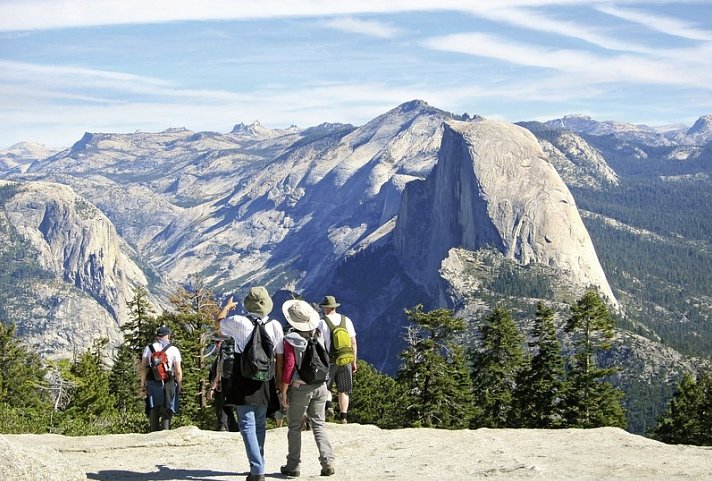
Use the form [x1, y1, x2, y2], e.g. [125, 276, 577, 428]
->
[280, 465, 300, 477]
[246, 475, 265, 481]
[321, 465, 336, 476]
[339, 412, 348, 424]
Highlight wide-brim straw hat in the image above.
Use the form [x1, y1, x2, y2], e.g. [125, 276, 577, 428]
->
[282, 299, 320, 332]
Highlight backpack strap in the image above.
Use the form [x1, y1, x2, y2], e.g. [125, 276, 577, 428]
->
[322, 315, 337, 332]
[149, 343, 171, 353]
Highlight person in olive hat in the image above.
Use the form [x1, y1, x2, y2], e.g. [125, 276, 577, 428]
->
[215, 286, 284, 481]
[318, 295, 357, 424]
[140, 325, 183, 431]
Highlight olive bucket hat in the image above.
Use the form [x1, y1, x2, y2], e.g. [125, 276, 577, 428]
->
[243, 286, 273, 317]
[318, 295, 340, 309]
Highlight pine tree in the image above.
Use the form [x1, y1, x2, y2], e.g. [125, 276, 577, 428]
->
[396, 305, 475, 429]
[512, 301, 567, 428]
[109, 343, 143, 414]
[653, 372, 712, 446]
[65, 339, 117, 420]
[349, 360, 404, 429]
[123, 285, 157, 357]
[168, 277, 218, 416]
[563, 291, 626, 428]
[0, 322, 48, 409]
[470, 304, 526, 428]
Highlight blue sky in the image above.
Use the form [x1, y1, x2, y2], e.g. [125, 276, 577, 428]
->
[1, 0, 711, 149]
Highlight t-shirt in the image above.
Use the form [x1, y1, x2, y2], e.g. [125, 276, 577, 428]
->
[142, 341, 182, 379]
[219, 314, 284, 354]
[220, 314, 284, 407]
[322, 312, 356, 352]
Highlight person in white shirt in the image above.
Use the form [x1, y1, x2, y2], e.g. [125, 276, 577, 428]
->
[139, 325, 183, 431]
[318, 295, 357, 424]
[215, 286, 284, 481]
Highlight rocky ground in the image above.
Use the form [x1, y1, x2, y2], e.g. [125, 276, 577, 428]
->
[3, 424, 712, 481]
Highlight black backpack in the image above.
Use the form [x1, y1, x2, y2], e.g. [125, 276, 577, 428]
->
[217, 337, 236, 380]
[297, 333, 330, 384]
[240, 317, 275, 381]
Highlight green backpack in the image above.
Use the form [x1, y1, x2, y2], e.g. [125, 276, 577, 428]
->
[323, 314, 355, 366]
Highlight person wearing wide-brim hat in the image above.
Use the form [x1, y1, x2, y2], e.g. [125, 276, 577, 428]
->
[214, 286, 285, 481]
[318, 295, 357, 424]
[279, 300, 335, 477]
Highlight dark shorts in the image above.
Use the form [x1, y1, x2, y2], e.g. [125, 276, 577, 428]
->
[328, 363, 353, 394]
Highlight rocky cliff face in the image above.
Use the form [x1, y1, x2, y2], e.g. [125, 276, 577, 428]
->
[393, 119, 617, 306]
[0, 180, 154, 358]
[538, 130, 619, 190]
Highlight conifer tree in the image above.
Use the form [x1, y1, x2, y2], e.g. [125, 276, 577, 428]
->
[349, 360, 404, 429]
[396, 305, 475, 429]
[157, 279, 218, 428]
[123, 285, 157, 357]
[66, 339, 117, 419]
[653, 372, 712, 446]
[512, 301, 567, 428]
[109, 343, 143, 414]
[0, 322, 48, 409]
[470, 304, 526, 428]
[563, 291, 626, 428]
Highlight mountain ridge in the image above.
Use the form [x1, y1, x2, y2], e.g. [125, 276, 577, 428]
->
[2, 100, 712, 433]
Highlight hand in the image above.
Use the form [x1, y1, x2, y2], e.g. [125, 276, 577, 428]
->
[279, 389, 289, 409]
[352, 360, 358, 373]
[140, 384, 147, 398]
[223, 296, 238, 311]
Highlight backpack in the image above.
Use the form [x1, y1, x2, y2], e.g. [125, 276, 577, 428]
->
[148, 343, 172, 381]
[297, 333, 330, 384]
[217, 337, 236, 380]
[323, 314, 355, 366]
[239, 317, 275, 381]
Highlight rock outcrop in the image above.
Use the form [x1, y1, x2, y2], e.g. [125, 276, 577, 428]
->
[3, 425, 711, 481]
[0, 435, 86, 481]
[393, 119, 617, 306]
[0, 180, 155, 358]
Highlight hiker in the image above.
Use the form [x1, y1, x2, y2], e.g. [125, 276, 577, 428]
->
[140, 325, 183, 431]
[319, 295, 357, 424]
[279, 299, 335, 478]
[215, 286, 284, 481]
[208, 339, 239, 432]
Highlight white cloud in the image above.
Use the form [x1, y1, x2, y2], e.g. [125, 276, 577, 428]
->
[322, 17, 402, 39]
[596, 5, 712, 42]
[0, 0, 702, 32]
[422, 32, 712, 88]
[469, 6, 660, 55]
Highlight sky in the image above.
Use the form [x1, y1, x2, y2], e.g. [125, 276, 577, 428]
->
[1, 0, 711, 149]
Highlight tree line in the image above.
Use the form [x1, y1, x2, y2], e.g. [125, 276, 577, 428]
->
[1, 286, 709, 446]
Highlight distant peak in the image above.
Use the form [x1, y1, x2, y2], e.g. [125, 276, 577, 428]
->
[231, 121, 264, 135]
[562, 114, 593, 120]
[688, 115, 712, 135]
[68, 132, 95, 154]
[398, 99, 430, 111]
